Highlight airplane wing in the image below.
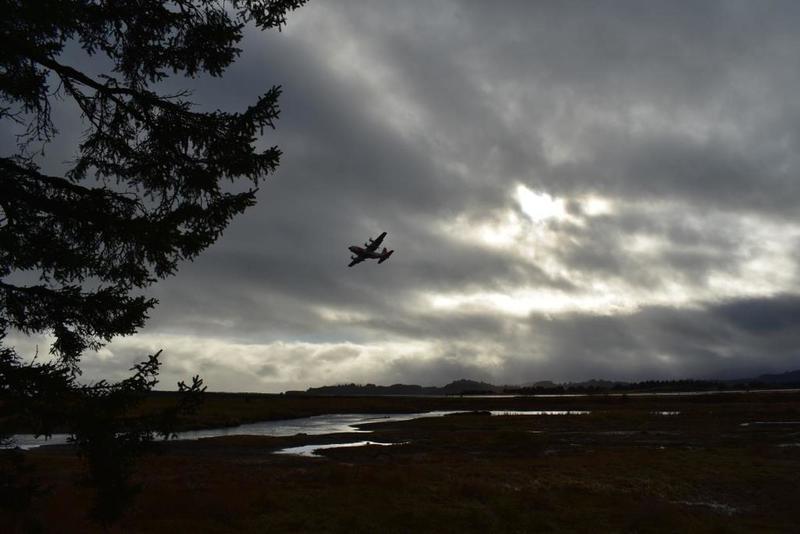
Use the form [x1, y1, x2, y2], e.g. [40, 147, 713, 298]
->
[348, 255, 365, 267]
[366, 231, 387, 252]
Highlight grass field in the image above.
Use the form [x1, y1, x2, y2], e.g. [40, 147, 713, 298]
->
[5, 391, 800, 532]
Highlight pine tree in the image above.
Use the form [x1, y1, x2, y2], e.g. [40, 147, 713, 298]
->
[1, 0, 306, 522]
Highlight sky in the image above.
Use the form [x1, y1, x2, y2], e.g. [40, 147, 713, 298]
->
[6, 1, 800, 391]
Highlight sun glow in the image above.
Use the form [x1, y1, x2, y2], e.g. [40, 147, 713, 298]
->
[515, 185, 567, 223]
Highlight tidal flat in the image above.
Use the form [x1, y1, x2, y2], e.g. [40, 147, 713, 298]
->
[5, 391, 800, 533]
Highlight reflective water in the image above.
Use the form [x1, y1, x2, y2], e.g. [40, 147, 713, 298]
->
[490, 410, 589, 416]
[275, 440, 405, 457]
[173, 412, 455, 440]
[6, 409, 592, 450]
[5, 412, 457, 450]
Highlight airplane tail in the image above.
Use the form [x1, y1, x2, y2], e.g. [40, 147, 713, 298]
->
[378, 250, 394, 264]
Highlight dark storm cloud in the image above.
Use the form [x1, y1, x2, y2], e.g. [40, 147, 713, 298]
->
[421, 1, 800, 215]
[8, 1, 800, 389]
[548, 130, 800, 215]
[713, 295, 800, 334]
[496, 293, 800, 383]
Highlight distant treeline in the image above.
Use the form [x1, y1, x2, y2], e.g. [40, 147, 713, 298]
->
[288, 379, 498, 397]
[297, 383, 437, 396]
[503, 378, 799, 395]
[287, 370, 800, 396]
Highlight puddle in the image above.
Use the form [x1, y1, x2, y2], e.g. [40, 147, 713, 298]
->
[673, 500, 738, 515]
[3, 434, 71, 450]
[275, 441, 404, 457]
[740, 421, 800, 427]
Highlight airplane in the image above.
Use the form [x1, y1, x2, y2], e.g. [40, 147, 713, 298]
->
[347, 231, 394, 267]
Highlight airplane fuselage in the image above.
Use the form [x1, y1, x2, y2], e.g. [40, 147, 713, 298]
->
[348, 245, 386, 259]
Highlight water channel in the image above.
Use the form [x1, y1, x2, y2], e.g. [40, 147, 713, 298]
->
[5, 410, 591, 451]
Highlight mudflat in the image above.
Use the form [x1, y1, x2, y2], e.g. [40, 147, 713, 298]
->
[6, 391, 800, 533]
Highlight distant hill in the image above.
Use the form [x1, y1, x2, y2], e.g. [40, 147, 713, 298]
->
[286, 370, 800, 396]
[439, 379, 500, 395]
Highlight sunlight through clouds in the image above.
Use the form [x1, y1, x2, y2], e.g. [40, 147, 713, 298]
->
[431, 182, 800, 319]
[180, 2, 800, 385]
[580, 195, 614, 217]
[428, 288, 640, 316]
[11, 1, 800, 390]
[441, 185, 616, 252]
[516, 185, 568, 224]
[76, 334, 442, 392]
